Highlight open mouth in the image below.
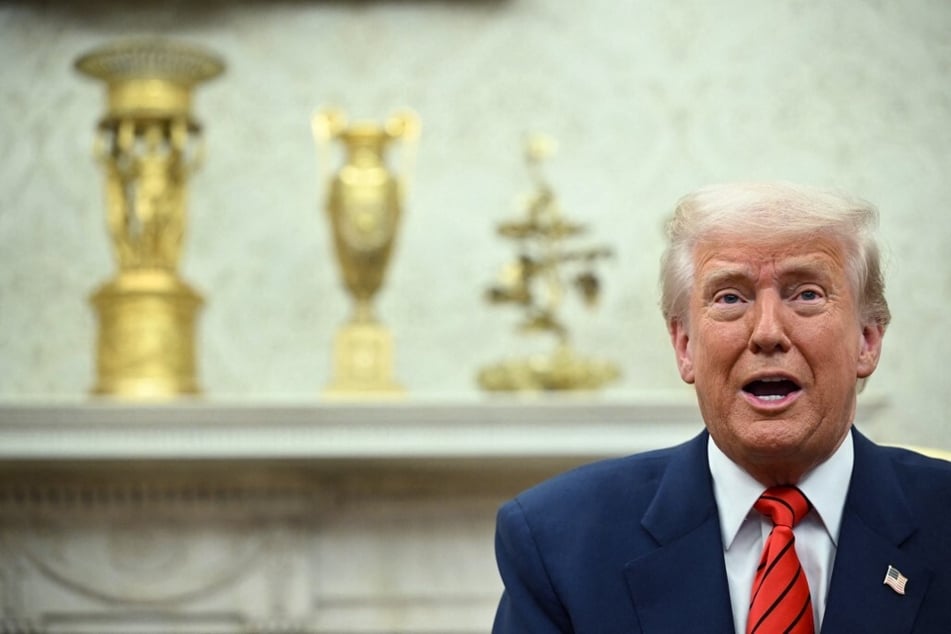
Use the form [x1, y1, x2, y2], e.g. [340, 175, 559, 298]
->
[743, 377, 801, 402]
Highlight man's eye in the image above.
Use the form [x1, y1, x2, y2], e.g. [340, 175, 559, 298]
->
[798, 289, 822, 301]
[717, 293, 742, 304]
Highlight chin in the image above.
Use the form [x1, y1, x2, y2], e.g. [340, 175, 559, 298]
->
[738, 424, 814, 460]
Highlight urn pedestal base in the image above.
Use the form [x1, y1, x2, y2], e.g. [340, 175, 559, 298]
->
[90, 269, 202, 399]
[324, 319, 403, 398]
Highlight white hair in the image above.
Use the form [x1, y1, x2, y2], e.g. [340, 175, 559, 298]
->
[659, 181, 890, 327]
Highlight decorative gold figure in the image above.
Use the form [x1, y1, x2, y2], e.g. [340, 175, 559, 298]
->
[478, 135, 620, 391]
[75, 38, 224, 398]
[312, 108, 420, 396]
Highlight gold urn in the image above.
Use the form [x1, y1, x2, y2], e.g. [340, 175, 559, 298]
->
[75, 38, 223, 398]
[312, 108, 419, 397]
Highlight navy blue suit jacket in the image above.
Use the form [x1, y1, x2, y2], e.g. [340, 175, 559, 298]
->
[493, 428, 951, 633]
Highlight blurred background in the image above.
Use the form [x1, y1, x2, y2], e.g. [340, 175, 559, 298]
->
[2, 0, 949, 446]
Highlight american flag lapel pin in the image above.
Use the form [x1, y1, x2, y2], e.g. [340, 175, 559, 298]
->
[883, 565, 908, 595]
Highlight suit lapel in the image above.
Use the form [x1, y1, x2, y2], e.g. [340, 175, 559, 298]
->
[821, 429, 932, 633]
[623, 432, 736, 633]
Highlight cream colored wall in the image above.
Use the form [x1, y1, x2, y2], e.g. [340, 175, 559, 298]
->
[1, 0, 949, 448]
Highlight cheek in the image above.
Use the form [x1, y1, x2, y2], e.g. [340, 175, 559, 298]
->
[805, 324, 862, 365]
[694, 327, 746, 370]
[691, 345, 736, 403]
[794, 330, 865, 396]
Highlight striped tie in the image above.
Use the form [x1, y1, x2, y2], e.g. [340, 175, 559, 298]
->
[746, 486, 814, 634]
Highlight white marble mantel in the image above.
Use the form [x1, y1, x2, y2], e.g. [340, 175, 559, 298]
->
[0, 396, 706, 463]
[0, 396, 887, 633]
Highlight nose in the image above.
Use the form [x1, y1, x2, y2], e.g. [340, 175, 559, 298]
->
[748, 290, 791, 354]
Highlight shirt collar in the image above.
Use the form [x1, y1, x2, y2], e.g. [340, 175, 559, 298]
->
[708, 428, 854, 550]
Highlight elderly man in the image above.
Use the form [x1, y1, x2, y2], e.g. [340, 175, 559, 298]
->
[492, 182, 951, 633]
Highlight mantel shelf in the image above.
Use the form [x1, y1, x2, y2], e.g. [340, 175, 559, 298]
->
[0, 395, 897, 634]
[0, 394, 889, 465]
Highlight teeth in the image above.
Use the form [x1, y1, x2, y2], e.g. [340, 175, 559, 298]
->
[759, 377, 786, 382]
[756, 394, 784, 401]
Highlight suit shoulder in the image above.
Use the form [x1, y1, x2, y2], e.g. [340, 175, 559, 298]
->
[879, 444, 951, 477]
[504, 440, 690, 522]
[867, 444, 951, 519]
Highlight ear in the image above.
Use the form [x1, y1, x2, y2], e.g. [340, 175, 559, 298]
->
[668, 318, 695, 384]
[856, 323, 885, 379]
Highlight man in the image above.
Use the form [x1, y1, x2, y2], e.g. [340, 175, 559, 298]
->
[492, 182, 951, 633]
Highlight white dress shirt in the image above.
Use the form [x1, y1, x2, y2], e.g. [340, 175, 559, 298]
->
[708, 431, 854, 634]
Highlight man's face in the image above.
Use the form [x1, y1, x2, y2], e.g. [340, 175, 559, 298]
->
[669, 234, 884, 485]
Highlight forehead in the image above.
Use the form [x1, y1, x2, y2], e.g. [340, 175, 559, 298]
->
[692, 234, 849, 283]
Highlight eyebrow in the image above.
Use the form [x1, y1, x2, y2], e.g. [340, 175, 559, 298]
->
[700, 270, 743, 291]
[698, 257, 837, 293]
[698, 264, 754, 291]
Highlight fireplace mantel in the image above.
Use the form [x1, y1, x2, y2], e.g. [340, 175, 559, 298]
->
[0, 396, 710, 464]
[0, 396, 888, 633]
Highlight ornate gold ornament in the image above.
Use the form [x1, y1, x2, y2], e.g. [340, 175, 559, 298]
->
[478, 135, 620, 391]
[76, 38, 224, 398]
[312, 108, 420, 397]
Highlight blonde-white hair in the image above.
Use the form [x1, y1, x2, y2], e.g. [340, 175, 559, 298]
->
[659, 181, 890, 327]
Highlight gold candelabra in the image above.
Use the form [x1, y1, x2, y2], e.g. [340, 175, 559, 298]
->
[312, 108, 419, 397]
[478, 135, 620, 391]
[76, 38, 223, 398]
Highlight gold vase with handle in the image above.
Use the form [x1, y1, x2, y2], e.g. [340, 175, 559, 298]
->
[312, 108, 419, 397]
[75, 38, 223, 398]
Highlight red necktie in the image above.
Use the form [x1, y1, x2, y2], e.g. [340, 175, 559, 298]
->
[746, 486, 814, 634]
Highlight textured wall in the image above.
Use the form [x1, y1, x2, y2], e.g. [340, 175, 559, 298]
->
[1, 0, 950, 446]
